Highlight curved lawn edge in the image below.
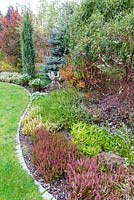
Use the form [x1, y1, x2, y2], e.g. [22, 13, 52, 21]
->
[15, 84, 56, 200]
[0, 82, 43, 200]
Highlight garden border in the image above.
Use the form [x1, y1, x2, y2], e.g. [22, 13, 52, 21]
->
[13, 84, 56, 200]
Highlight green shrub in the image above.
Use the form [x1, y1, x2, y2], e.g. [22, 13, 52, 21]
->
[71, 122, 107, 157]
[29, 78, 43, 91]
[96, 0, 134, 22]
[32, 88, 91, 131]
[16, 73, 31, 86]
[34, 73, 51, 84]
[64, 0, 134, 86]
[71, 122, 134, 163]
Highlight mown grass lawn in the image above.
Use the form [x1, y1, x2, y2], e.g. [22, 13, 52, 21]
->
[0, 83, 42, 200]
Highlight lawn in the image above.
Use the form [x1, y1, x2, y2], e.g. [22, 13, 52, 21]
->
[0, 83, 42, 200]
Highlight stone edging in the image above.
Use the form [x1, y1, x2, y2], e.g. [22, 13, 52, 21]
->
[15, 85, 56, 200]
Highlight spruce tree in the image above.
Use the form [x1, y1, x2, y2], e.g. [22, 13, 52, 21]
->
[43, 27, 65, 77]
[43, 2, 75, 77]
[20, 10, 35, 77]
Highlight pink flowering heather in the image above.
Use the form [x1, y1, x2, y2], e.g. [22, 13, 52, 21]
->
[32, 128, 82, 182]
[67, 157, 133, 200]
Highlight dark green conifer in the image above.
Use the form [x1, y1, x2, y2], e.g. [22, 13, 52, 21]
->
[20, 10, 35, 77]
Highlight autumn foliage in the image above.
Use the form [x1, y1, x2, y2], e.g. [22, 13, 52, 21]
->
[59, 63, 101, 89]
[0, 7, 21, 66]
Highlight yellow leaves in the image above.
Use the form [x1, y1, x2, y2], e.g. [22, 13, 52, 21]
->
[22, 107, 44, 136]
[76, 81, 85, 89]
[59, 65, 74, 81]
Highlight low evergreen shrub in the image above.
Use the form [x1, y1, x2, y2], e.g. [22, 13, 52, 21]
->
[16, 73, 31, 86]
[29, 78, 43, 92]
[22, 107, 44, 136]
[67, 156, 133, 200]
[71, 122, 134, 163]
[32, 128, 81, 182]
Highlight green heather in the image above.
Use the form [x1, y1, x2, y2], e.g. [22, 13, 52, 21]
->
[0, 83, 42, 200]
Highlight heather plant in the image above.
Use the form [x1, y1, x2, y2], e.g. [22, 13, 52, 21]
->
[43, 121, 61, 132]
[32, 88, 91, 131]
[71, 122, 134, 163]
[32, 128, 82, 182]
[22, 107, 44, 136]
[67, 156, 133, 200]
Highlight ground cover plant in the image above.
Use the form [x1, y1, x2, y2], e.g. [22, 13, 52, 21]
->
[71, 122, 134, 164]
[32, 128, 82, 182]
[67, 156, 134, 200]
[0, 71, 20, 83]
[0, 83, 42, 200]
[31, 88, 91, 131]
[22, 106, 44, 136]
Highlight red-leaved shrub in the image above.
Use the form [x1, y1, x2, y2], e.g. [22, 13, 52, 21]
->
[67, 157, 133, 200]
[32, 128, 82, 182]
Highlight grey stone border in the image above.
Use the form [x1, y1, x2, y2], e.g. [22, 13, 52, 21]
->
[14, 84, 56, 200]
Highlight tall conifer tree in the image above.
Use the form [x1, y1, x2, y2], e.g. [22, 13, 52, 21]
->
[21, 10, 35, 77]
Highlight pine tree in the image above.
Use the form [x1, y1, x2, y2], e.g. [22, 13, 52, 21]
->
[20, 10, 35, 77]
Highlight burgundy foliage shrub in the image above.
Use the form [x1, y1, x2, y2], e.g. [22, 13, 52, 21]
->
[32, 128, 82, 182]
[0, 7, 21, 66]
[67, 157, 133, 200]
